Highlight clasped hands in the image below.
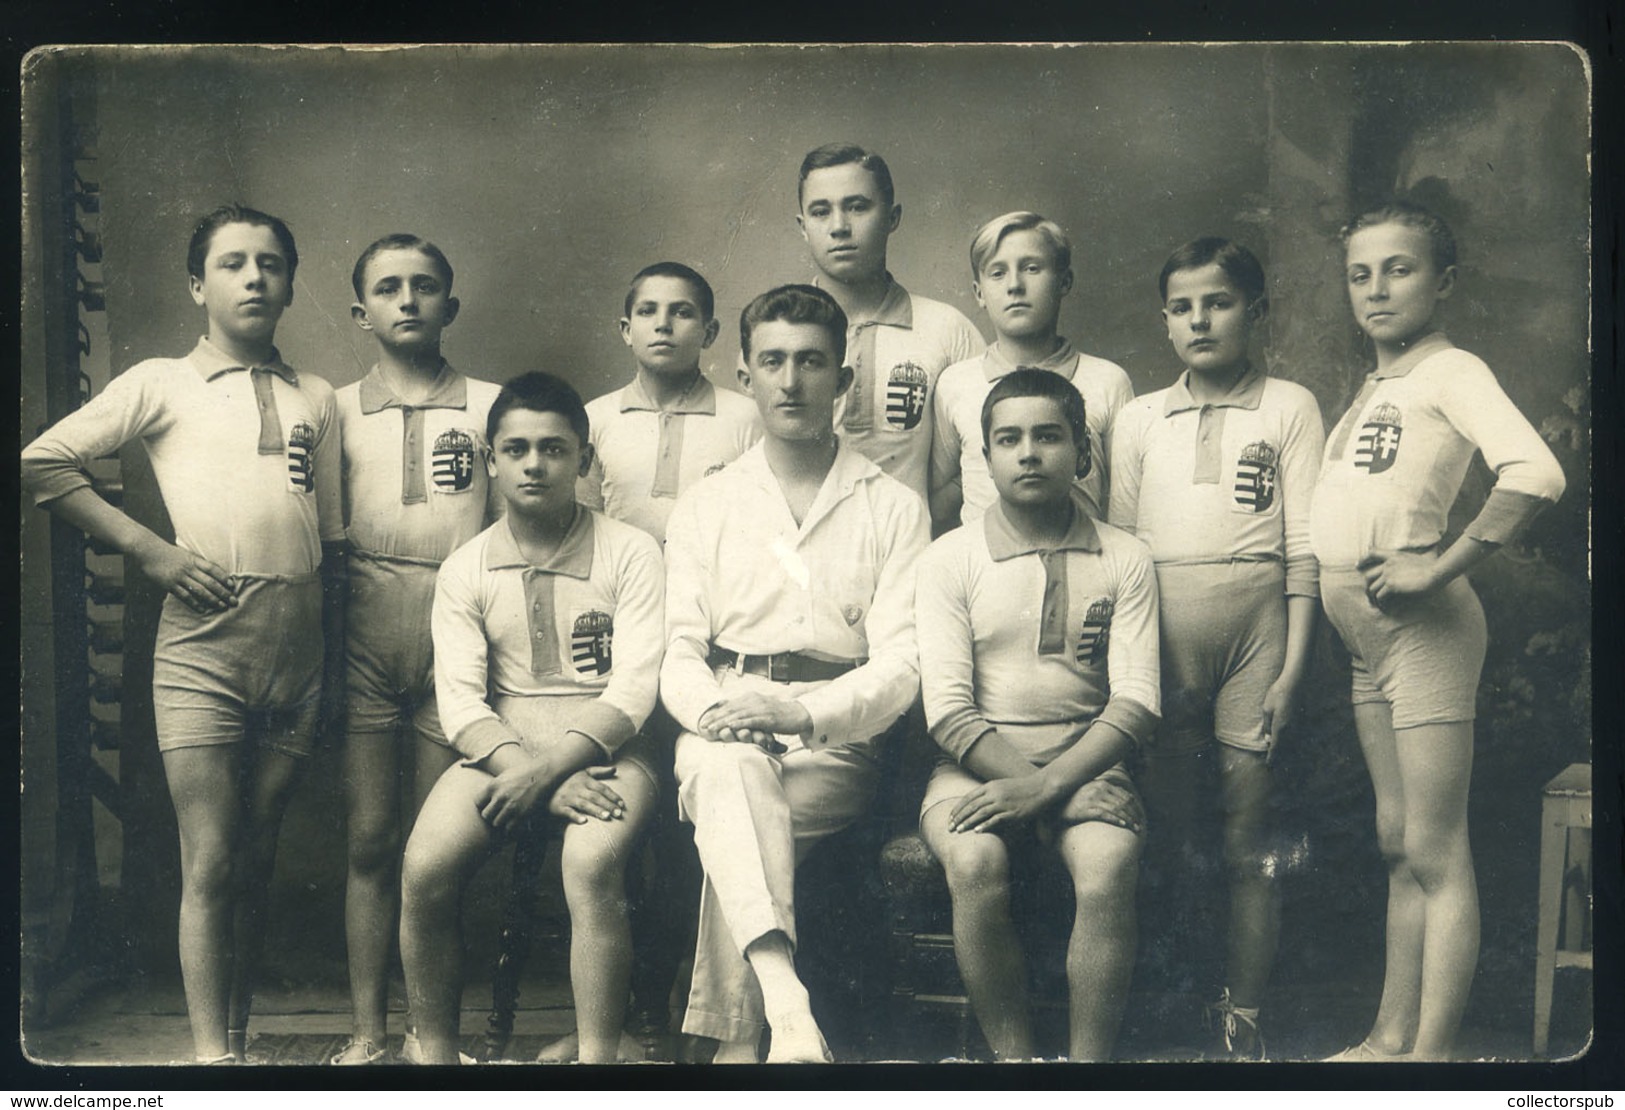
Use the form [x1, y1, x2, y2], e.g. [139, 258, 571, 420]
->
[475, 758, 626, 830]
[696, 691, 814, 756]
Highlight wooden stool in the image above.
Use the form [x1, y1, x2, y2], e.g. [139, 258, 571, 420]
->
[1533, 762, 1591, 1057]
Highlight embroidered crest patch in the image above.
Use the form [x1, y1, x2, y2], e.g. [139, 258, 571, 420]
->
[432, 429, 477, 492]
[1075, 596, 1115, 666]
[885, 362, 929, 430]
[1234, 440, 1279, 512]
[286, 421, 316, 493]
[1354, 402, 1403, 474]
[570, 610, 614, 676]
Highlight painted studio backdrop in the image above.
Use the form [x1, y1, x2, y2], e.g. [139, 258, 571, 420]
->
[19, 43, 1591, 1062]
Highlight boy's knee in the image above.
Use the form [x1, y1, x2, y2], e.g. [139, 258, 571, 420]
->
[561, 838, 631, 905]
[1221, 824, 1274, 881]
[182, 845, 235, 902]
[939, 834, 1011, 901]
[1399, 825, 1460, 892]
[1069, 835, 1140, 910]
[348, 820, 402, 875]
[1375, 813, 1408, 867]
[400, 845, 456, 912]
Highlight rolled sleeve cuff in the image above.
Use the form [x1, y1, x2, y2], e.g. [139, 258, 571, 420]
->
[1465, 488, 1554, 546]
[22, 458, 93, 506]
[451, 716, 524, 765]
[567, 701, 638, 759]
[1284, 560, 1321, 599]
[1094, 696, 1159, 750]
[934, 712, 996, 764]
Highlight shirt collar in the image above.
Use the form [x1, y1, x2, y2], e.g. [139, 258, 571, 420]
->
[189, 335, 298, 385]
[1373, 331, 1455, 379]
[357, 362, 469, 414]
[1162, 362, 1267, 417]
[981, 338, 1079, 383]
[483, 507, 596, 579]
[734, 437, 881, 520]
[618, 373, 718, 415]
[983, 488, 1101, 561]
[844, 275, 914, 330]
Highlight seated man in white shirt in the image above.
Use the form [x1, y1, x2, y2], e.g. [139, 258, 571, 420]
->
[661, 284, 929, 1063]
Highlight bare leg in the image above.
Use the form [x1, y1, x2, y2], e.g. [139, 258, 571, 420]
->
[399, 734, 459, 1050]
[559, 764, 658, 1064]
[1394, 720, 1478, 1059]
[399, 764, 505, 1064]
[409, 734, 459, 820]
[920, 800, 1032, 1060]
[1353, 701, 1421, 1056]
[227, 748, 306, 1047]
[1217, 747, 1279, 1021]
[341, 727, 403, 1051]
[1056, 818, 1139, 1061]
[162, 745, 244, 1061]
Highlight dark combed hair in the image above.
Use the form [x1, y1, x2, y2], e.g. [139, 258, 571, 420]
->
[624, 261, 716, 321]
[350, 233, 455, 299]
[739, 284, 849, 366]
[980, 366, 1089, 451]
[1158, 236, 1268, 305]
[1340, 199, 1459, 271]
[486, 371, 590, 447]
[797, 142, 896, 211]
[187, 204, 298, 281]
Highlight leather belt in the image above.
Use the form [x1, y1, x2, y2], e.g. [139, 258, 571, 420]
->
[706, 646, 862, 684]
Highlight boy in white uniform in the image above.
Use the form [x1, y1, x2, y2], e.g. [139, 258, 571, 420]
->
[553, 264, 760, 1059]
[399, 372, 666, 1065]
[580, 261, 761, 544]
[331, 233, 502, 1065]
[21, 205, 342, 1064]
[663, 284, 928, 1062]
[794, 143, 982, 521]
[915, 367, 1158, 1061]
[932, 212, 1133, 527]
[1109, 238, 1324, 1058]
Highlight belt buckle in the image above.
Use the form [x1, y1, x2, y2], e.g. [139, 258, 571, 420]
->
[765, 652, 789, 682]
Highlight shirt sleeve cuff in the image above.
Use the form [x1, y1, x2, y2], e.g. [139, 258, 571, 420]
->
[565, 701, 637, 759]
[934, 714, 995, 763]
[1285, 561, 1320, 599]
[1465, 488, 1554, 546]
[798, 690, 845, 751]
[1094, 695, 1159, 750]
[952, 725, 1000, 765]
[451, 717, 525, 764]
[23, 463, 92, 506]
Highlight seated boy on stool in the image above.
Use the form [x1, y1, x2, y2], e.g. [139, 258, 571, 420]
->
[914, 367, 1160, 1061]
[399, 372, 666, 1065]
[661, 284, 930, 1063]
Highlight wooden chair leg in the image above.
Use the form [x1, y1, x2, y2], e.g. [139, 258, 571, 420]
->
[1532, 798, 1565, 1057]
[481, 827, 550, 1062]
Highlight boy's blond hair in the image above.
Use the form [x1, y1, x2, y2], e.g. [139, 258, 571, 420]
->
[969, 211, 1072, 277]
